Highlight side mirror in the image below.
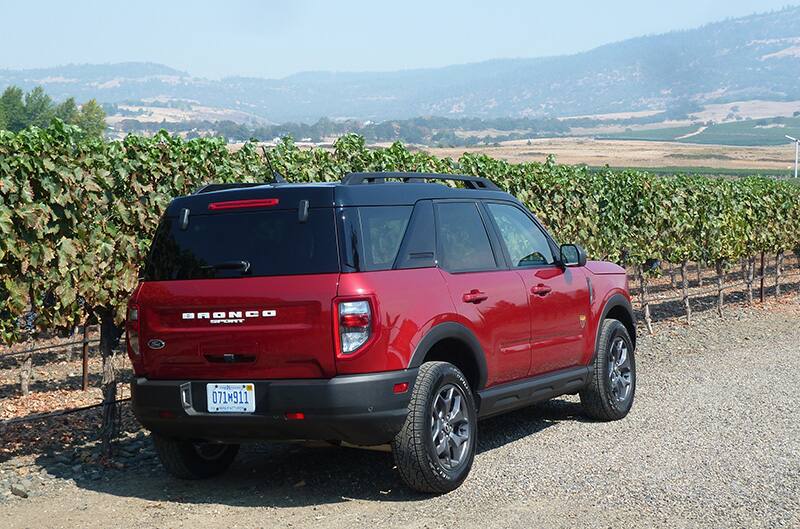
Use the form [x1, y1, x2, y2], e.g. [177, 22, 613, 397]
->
[560, 244, 587, 267]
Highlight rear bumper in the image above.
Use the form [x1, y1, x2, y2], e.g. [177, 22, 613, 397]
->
[131, 369, 418, 446]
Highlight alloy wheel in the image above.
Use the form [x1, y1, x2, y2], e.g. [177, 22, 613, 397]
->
[607, 336, 633, 403]
[430, 384, 471, 469]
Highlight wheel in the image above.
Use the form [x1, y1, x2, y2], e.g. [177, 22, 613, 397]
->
[152, 434, 239, 479]
[391, 361, 477, 494]
[580, 319, 636, 421]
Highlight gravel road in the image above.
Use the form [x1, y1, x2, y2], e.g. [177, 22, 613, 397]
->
[2, 301, 799, 529]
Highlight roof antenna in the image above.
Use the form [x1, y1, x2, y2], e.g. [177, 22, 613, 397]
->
[261, 146, 286, 183]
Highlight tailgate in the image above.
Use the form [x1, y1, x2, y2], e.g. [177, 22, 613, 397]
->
[134, 196, 341, 380]
[137, 275, 339, 379]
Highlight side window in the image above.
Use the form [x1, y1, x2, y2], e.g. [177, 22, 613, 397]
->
[435, 202, 498, 272]
[486, 203, 554, 267]
[358, 206, 413, 271]
[395, 200, 436, 270]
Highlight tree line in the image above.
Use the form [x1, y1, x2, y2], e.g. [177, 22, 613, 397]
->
[113, 115, 573, 146]
[109, 98, 708, 147]
[0, 85, 106, 137]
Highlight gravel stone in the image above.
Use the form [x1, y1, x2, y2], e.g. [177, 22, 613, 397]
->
[9, 483, 29, 499]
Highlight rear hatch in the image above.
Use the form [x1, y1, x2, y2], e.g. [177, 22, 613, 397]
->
[134, 186, 340, 380]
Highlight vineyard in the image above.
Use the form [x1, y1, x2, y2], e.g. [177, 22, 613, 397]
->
[2, 122, 800, 444]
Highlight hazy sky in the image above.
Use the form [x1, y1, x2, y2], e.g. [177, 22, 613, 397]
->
[1, 1, 794, 78]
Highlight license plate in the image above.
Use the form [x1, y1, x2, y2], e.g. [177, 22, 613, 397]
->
[206, 383, 256, 413]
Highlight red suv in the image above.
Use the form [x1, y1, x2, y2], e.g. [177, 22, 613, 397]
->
[127, 172, 636, 493]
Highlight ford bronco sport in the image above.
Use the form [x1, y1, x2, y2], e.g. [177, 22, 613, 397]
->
[127, 172, 636, 493]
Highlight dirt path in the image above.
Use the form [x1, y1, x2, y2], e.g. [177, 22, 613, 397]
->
[674, 126, 708, 140]
[3, 302, 800, 529]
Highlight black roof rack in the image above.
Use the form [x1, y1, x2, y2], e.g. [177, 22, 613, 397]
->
[341, 172, 500, 191]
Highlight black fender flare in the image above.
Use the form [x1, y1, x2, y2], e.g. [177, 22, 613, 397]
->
[595, 293, 636, 354]
[408, 322, 489, 390]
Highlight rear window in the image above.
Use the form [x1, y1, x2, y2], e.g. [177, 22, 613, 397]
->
[144, 208, 339, 281]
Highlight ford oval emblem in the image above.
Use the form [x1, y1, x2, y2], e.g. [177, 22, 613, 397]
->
[148, 339, 165, 350]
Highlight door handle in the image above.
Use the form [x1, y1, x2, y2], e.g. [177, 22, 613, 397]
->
[462, 289, 488, 304]
[531, 284, 552, 296]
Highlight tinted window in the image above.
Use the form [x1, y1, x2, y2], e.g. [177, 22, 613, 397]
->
[357, 206, 413, 271]
[395, 201, 436, 270]
[486, 203, 554, 266]
[144, 208, 338, 280]
[436, 202, 497, 272]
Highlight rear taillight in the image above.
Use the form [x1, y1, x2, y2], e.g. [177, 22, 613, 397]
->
[336, 300, 372, 355]
[127, 306, 140, 356]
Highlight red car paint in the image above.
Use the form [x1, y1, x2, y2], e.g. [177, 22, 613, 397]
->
[128, 262, 629, 386]
[439, 268, 531, 386]
[129, 274, 339, 380]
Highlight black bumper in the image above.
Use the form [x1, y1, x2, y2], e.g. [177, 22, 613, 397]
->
[131, 369, 418, 446]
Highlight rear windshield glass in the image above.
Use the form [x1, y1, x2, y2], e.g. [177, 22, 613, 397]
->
[144, 208, 339, 280]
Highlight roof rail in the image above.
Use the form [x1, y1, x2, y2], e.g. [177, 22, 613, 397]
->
[341, 172, 500, 191]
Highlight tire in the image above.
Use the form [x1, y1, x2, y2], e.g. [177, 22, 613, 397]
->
[152, 434, 239, 479]
[391, 361, 477, 494]
[580, 319, 636, 421]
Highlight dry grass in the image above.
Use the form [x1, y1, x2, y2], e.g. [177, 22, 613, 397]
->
[691, 99, 800, 122]
[423, 137, 797, 170]
[233, 136, 795, 171]
[105, 103, 257, 125]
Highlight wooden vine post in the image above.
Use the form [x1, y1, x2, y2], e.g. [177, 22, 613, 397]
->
[19, 352, 32, 396]
[680, 261, 691, 324]
[739, 257, 746, 285]
[638, 267, 653, 334]
[715, 261, 725, 317]
[760, 251, 766, 303]
[69, 326, 81, 362]
[775, 251, 784, 297]
[98, 309, 121, 456]
[19, 303, 35, 396]
[81, 325, 90, 391]
[746, 256, 755, 305]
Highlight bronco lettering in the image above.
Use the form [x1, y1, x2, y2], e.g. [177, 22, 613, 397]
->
[181, 310, 276, 321]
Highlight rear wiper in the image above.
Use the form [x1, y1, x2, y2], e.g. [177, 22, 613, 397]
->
[200, 260, 251, 274]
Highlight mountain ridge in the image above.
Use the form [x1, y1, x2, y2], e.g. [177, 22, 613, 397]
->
[1, 6, 799, 122]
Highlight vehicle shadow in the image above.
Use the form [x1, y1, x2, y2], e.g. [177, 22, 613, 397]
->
[34, 398, 587, 507]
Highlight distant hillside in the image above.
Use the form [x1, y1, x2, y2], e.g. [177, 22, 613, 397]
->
[600, 116, 800, 146]
[1, 7, 800, 122]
